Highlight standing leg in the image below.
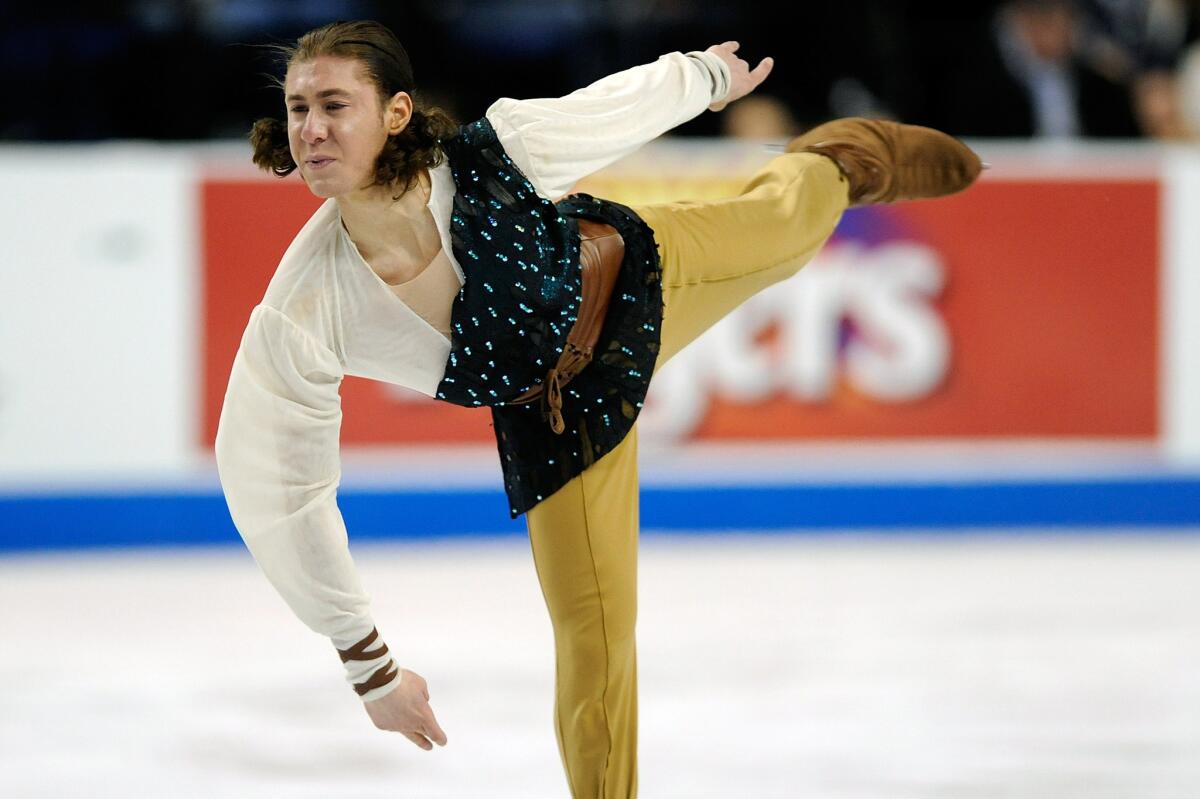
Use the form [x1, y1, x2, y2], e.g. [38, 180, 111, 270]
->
[633, 152, 849, 366]
[526, 425, 640, 799]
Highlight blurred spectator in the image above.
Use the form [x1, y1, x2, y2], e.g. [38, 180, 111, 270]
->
[719, 95, 801, 140]
[1076, 0, 1192, 137]
[938, 0, 1140, 138]
[1131, 68, 1190, 136]
[1077, 0, 1187, 75]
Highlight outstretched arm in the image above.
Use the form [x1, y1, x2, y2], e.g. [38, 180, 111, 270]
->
[215, 304, 445, 749]
[485, 42, 773, 199]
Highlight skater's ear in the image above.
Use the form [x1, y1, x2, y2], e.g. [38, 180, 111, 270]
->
[383, 91, 413, 136]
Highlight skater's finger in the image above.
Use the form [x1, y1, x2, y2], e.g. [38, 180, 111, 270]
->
[424, 713, 449, 747]
[420, 703, 448, 745]
[750, 56, 774, 84]
[405, 729, 434, 748]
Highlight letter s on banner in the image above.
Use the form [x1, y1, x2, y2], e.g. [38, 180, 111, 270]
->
[844, 242, 950, 402]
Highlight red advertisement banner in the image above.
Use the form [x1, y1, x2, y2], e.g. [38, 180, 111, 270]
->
[202, 175, 1157, 446]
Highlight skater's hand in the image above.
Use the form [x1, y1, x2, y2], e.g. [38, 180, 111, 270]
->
[363, 668, 448, 751]
[705, 41, 774, 112]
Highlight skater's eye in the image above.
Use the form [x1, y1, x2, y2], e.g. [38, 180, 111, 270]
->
[289, 106, 307, 114]
[324, 104, 346, 112]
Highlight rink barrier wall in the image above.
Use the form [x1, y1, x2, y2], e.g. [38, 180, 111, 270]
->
[3, 142, 1198, 552]
[3, 476, 1200, 552]
[5, 142, 1194, 484]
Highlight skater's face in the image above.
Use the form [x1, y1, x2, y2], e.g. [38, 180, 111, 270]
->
[284, 55, 412, 198]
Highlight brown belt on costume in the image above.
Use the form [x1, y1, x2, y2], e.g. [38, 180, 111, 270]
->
[509, 217, 625, 434]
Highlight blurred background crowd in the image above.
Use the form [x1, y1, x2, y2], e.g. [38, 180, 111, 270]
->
[5, 0, 1200, 143]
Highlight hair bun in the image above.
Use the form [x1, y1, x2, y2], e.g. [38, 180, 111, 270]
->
[249, 117, 296, 177]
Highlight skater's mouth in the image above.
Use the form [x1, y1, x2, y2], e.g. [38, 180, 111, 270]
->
[307, 157, 336, 170]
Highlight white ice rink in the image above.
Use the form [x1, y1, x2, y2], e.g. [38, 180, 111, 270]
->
[3, 531, 1199, 798]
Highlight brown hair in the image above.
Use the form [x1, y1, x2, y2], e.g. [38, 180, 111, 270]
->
[249, 20, 458, 195]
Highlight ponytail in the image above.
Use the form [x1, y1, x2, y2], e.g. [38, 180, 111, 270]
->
[249, 116, 296, 177]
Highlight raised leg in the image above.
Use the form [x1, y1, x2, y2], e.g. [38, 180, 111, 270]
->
[633, 152, 849, 366]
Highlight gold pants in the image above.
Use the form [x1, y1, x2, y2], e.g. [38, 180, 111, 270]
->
[525, 153, 848, 798]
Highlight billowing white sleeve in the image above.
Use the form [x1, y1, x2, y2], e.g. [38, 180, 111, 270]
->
[485, 50, 732, 199]
[215, 304, 400, 702]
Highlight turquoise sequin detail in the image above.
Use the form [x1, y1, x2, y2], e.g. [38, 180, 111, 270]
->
[434, 118, 663, 518]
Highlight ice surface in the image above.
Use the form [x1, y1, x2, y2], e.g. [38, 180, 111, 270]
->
[2, 531, 1198, 798]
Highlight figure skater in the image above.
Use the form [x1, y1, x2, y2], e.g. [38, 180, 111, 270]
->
[216, 19, 981, 798]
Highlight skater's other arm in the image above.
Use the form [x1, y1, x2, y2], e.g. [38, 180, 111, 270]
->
[215, 305, 400, 702]
[215, 305, 449, 748]
[485, 42, 772, 199]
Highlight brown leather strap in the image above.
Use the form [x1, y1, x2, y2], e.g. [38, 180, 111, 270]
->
[545, 368, 565, 434]
[510, 216, 625, 433]
[567, 218, 624, 357]
[336, 627, 389, 664]
[353, 660, 400, 697]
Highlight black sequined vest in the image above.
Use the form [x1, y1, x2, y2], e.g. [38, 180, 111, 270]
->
[435, 119, 664, 517]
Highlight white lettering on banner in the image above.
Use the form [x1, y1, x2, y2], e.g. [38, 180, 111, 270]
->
[639, 241, 950, 440]
[837, 242, 949, 402]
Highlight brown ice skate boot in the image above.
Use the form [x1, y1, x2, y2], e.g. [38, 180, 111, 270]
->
[786, 117, 982, 206]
